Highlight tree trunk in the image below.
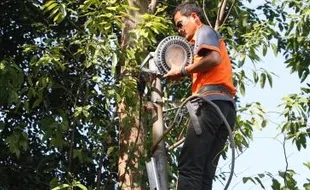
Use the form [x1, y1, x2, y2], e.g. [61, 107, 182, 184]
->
[118, 99, 145, 190]
[118, 1, 151, 189]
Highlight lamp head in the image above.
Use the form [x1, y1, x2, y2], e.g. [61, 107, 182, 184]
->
[154, 36, 193, 75]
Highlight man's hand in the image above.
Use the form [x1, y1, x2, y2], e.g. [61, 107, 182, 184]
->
[164, 61, 182, 80]
[164, 67, 182, 80]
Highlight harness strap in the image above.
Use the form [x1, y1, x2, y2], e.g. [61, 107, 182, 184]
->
[185, 101, 202, 135]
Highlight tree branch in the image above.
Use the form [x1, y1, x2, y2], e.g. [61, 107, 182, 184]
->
[222, 0, 236, 27]
[215, 0, 227, 31]
[202, 0, 213, 28]
[168, 137, 185, 151]
[282, 135, 289, 187]
[148, 0, 157, 13]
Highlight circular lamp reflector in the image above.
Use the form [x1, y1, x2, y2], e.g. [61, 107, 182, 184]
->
[154, 36, 193, 75]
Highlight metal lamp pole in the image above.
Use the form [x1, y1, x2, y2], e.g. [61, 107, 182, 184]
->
[149, 57, 168, 190]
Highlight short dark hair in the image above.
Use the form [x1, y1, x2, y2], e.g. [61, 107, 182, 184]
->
[173, 2, 205, 23]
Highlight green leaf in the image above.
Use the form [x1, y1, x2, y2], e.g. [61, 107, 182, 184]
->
[49, 177, 59, 189]
[0, 61, 7, 71]
[258, 173, 265, 178]
[107, 147, 114, 156]
[266, 72, 273, 87]
[32, 96, 43, 108]
[239, 53, 246, 66]
[51, 184, 71, 190]
[54, 4, 66, 23]
[303, 162, 310, 169]
[252, 71, 258, 83]
[60, 3, 67, 17]
[41, 0, 57, 11]
[106, 6, 117, 11]
[74, 107, 83, 117]
[271, 43, 278, 56]
[262, 44, 267, 56]
[0, 122, 5, 131]
[261, 119, 267, 127]
[54, 12, 62, 23]
[5, 132, 28, 158]
[8, 90, 19, 104]
[271, 178, 281, 190]
[260, 73, 266, 88]
[50, 133, 65, 150]
[304, 183, 310, 190]
[240, 82, 245, 96]
[74, 183, 87, 190]
[82, 110, 90, 118]
[254, 176, 265, 189]
[49, 6, 60, 19]
[243, 177, 256, 184]
[36, 56, 52, 66]
[73, 149, 83, 160]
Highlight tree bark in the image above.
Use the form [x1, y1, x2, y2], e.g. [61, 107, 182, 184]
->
[118, 98, 145, 190]
[118, 0, 153, 189]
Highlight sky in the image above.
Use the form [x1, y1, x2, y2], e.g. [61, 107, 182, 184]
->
[213, 49, 309, 190]
[211, 1, 309, 189]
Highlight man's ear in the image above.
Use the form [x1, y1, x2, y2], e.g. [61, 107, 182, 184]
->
[191, 12, 199, 20]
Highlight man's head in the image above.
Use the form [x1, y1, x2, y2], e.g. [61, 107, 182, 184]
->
[173, 2, 204, 41]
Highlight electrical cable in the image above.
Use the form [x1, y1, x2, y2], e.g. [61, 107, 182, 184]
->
[140, 35, 234, 189]
[152, 94, 235, 190]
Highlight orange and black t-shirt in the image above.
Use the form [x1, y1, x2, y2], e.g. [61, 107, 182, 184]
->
[190, 25, 236, 101]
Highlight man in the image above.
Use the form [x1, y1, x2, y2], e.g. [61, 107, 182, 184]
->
[164, 2, 236, 190]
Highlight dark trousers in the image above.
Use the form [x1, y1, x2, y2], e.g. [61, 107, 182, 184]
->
[177, 100, 236, 190]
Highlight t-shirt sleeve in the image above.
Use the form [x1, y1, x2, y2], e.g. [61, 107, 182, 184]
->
[195, 26, 221, 56]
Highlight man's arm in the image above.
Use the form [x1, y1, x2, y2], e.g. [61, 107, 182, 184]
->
[184, 49, 221, 74]
[164, 49, 221, 79]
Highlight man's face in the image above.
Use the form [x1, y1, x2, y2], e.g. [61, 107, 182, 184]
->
[174, 11, 198, 41]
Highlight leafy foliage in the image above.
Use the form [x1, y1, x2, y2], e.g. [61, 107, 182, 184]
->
[0, 0, 309, 190]
[0, 0, 123, 189]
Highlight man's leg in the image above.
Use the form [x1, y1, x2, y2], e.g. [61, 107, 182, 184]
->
[177, 100, 226, 190]
[201, 101, 236, 189]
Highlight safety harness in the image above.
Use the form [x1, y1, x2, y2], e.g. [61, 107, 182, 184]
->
[185, 84, 234, 135]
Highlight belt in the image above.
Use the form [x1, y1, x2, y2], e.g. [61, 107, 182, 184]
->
[185, 85, 233, 136]
[197, 85, 233, 98]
